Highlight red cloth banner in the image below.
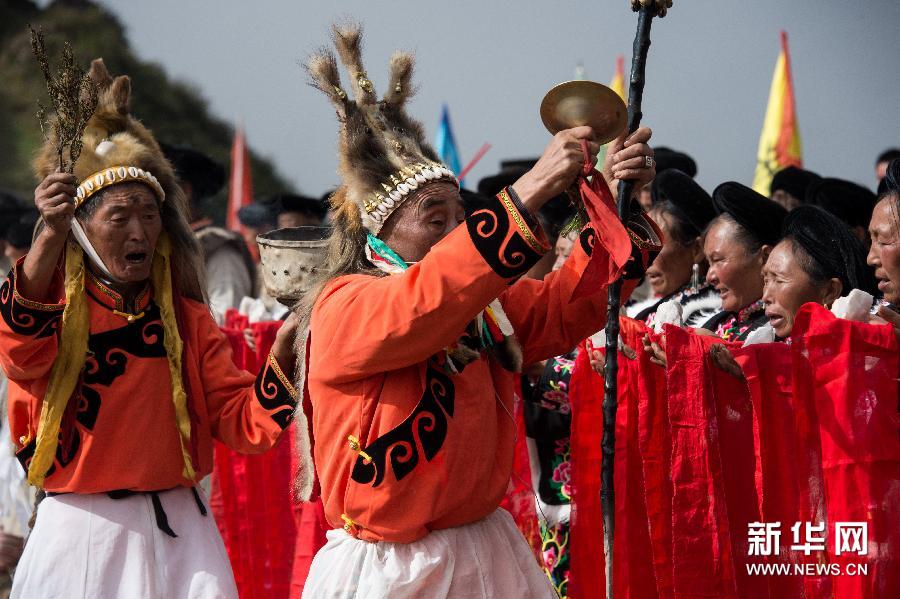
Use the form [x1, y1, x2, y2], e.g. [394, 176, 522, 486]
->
[499, 379, 543, 559]
[568, 306, 900, 598]
[570, 141, 633, 301]
[211, 312, 327, 599]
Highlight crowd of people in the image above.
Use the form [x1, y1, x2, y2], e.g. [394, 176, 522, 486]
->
[0, 19, 897, 599]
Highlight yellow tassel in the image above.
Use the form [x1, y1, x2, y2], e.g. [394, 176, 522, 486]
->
[30, 234, 196, 487]
[28, 234, 196, 487]
[29, 240, 90, 487]
[152, 234, 196, 481]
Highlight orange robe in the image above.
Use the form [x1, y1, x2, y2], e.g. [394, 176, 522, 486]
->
[0, 262, 297, 494]
[308, 190, 633, 543]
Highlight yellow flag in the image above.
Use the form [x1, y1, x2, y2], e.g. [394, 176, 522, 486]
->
[596, 55, 627, 166]
[752, 31, 802, 195]
[610, 55, 626, 101]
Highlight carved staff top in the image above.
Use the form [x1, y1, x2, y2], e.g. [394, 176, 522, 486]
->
[630, 0, 673, 17]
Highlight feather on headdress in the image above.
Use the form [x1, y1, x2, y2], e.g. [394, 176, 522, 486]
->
[306, 23, 457, 235]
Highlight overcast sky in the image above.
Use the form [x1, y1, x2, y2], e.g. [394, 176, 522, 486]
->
[90, 0, 900, 196]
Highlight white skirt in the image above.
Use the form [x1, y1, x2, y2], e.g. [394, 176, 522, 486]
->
[302, 508, 555, 599]
[12, 487, 237, 599]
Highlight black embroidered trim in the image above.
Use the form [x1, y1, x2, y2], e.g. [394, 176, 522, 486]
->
[85, 271, 150, 313]
[579, 226, 596, 256]
[466, 192, 546, 279]
[15, 430, 78, 476]
[622, 213, 662, 281]
[0, 274, 63, 339]
[18, 302, 170, 479]
[83, 303, 166, 386]
[504, 185, 541, 232]
[75, 385, 102, 430]
[623, 243, 651, 281]
[351, 362, 455, 487]
[15, 439, 46, 475]
[254, 356, 297, 430]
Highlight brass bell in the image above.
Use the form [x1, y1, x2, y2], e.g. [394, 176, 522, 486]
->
[539, 80, 627, 145]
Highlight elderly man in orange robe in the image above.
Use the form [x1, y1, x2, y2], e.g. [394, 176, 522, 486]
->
[0, 60, 298, 598]
[293, 25, 659, 598]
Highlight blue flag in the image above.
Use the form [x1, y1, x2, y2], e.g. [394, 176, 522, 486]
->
[435, 104, 463, 186]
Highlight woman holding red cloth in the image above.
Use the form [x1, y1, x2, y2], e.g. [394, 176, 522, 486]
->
[701, 182, 788, 342]
[626, 169, 721, 328]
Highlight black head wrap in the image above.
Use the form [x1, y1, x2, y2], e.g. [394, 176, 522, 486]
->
[876, 148, 900, 167]
[160, 143, 226, 201]
[0, 189, 26, 239]
[804, 177, 876, 230]
[5, 209, 39, 250]
[769, 166, 821, 201]
[237, 202, 278, 228]
[711, 182, 788, 248]
[782, 205, 877, 295]
[477, 159, 535, 197]
[653, 147, 697, 178]
[271, 193, 328, 220]
[650, 169, 714, 242]
[877, 158, 900, 196]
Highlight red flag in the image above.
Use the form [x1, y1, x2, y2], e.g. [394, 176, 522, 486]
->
[227, 127, 254, 232]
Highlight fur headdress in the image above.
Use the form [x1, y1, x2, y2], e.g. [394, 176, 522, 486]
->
[28, 59, 204, 487]
[306, 23, 457, 235]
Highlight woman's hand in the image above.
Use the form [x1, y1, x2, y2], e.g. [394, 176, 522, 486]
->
[35, 170, 77, 238]
[603, 127, 655, 193]
[512, 126, 599, 212]
[875, 306, 900, 344]
[243, 328, 258, 352]
[271, 312, 300, 373]
[589, 342, 636, 374]
[589, 348, 605, 373]
[642, 333, 667, 368]
[709, 343, 745, 380]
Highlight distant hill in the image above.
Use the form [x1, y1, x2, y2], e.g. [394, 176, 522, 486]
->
[0, 0, 293, 223]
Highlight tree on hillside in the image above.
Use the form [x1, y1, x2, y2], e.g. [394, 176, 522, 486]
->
[0, 0, 293, 223]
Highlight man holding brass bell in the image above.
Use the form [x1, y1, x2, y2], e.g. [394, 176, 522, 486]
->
[292, 24, 658, 598]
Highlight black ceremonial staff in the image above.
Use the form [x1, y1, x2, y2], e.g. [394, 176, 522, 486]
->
[601, 1, 672, 597]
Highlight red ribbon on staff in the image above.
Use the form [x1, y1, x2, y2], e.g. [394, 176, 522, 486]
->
[570, 139, 633, 301]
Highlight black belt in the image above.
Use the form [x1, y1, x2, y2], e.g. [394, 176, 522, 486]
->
[46, 487, 207, 538]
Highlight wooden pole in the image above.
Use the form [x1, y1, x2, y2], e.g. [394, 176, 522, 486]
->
[601, 6, 656, 598]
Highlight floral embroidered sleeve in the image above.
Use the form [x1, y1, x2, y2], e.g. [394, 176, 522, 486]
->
[0, 259, 65, 382]
[310, 188, 550, 383]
